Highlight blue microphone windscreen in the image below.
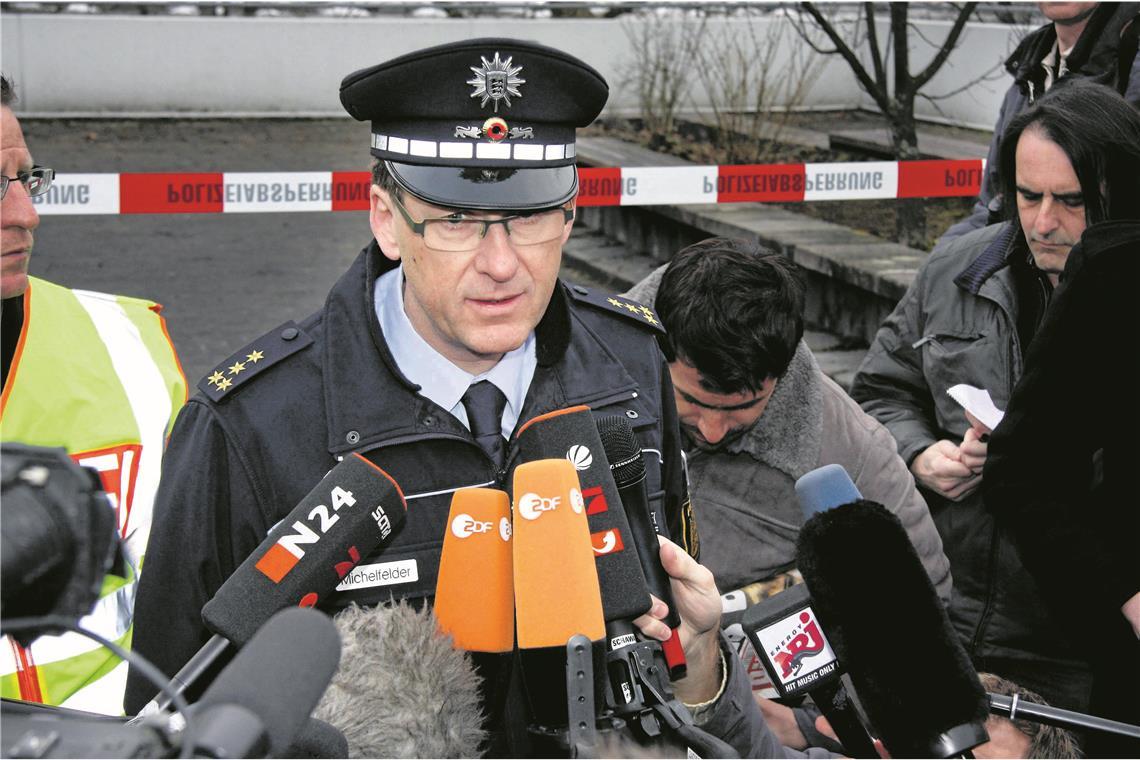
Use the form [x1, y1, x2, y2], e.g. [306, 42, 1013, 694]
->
[794, 464, 862, 520]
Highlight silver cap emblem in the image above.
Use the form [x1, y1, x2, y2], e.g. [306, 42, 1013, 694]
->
[467, 52, 525, 112]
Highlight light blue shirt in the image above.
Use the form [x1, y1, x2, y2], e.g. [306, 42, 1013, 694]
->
[375, 266, 536, 440]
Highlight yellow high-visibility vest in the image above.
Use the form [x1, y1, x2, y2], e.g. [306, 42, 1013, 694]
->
[1, 276, 186, 715]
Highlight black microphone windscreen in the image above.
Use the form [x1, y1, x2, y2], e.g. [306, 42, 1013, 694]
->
[313, 601, 486, 758]
[797, 501, 989, 757]
[190, 606, 341, 758]
[203, 454, 407, 644]
[517, 406, 651, 621]
[595, 414, 645, 485]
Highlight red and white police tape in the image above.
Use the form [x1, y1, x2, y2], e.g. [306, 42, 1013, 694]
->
[32, 159, 985, 215]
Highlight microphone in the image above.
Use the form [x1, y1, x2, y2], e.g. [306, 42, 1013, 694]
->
[794, 463, 862, 520]
[516, 407, 657, 736]
[313, 601, 487, 757]
[182, 606, 341, 759]
[142, 453, 407, 713]
[511, 458, 606, 751]
[516, 406, 652, 623]
[740, 583, 878, 758]
[434, 488, 514, 653]
[596, 414, 687, 679]
[797, 497, 990, 758]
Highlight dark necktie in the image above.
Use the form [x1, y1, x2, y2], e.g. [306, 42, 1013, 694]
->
[461, 380, 507, 469]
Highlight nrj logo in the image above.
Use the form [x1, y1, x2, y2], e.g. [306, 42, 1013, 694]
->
[770, 610, 827, 679]
[518, 492, 560, 520]
[451, 513, 493, 538]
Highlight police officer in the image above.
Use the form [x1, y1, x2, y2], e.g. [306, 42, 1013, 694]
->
[126, 39, 795, 757]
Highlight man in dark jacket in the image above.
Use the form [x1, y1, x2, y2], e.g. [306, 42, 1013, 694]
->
[939, 2, 1138, 244]
[124, 39, 815, 758]
[851, 81, 1139, 717]
[985, 217, 1140, 757]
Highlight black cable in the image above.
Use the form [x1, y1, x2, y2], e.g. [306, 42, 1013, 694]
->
[2, 615, 192, 756]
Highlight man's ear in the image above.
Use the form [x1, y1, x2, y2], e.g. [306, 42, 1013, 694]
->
[370, 186, 401, 262]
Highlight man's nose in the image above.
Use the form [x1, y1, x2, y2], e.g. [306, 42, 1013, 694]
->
[697, 413, 729, 445]
[1034, 196, 1061, 237]
[474, 222, 521, 281]
[1, 178, 41, 233]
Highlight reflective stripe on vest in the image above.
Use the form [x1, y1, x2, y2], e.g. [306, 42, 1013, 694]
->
[0, 276, 186, 714]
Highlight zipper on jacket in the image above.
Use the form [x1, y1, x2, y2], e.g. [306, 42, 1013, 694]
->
[969, 523, 1003, 656]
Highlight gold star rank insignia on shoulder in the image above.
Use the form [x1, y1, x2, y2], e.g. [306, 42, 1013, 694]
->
[565, 283, 665, 335]
[197, 321, 314, 401]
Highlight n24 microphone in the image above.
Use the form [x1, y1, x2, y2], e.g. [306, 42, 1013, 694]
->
[797, 489, 990, 758]
[141, 454, 407, 714]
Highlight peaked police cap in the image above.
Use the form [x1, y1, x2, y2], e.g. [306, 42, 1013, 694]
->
[340, 38, 608, 210]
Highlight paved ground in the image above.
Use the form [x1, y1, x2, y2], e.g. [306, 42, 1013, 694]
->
[22, 117, 871, 387]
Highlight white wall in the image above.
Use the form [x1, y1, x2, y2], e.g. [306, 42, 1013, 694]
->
[2, 12, 1019, 129]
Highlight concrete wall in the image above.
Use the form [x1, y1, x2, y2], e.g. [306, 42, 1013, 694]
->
[2, 11, 1020, 129]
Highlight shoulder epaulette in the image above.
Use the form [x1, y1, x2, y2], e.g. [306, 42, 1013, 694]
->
[565, 283, 665, 335]
[197, 321, 313, 401]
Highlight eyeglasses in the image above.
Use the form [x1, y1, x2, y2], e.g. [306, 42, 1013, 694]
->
[1, 167, 54, 200]
[391, 194, 574, 252]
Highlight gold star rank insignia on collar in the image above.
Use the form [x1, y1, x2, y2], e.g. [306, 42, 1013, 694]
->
[566, 283, 666, 335]
[197, 321, 314, 401]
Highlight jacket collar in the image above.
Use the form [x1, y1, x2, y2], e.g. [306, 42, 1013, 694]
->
[1005, 4, 1138, 97]
[322, 240, 625, 455]
[953, 223, 1021, 295]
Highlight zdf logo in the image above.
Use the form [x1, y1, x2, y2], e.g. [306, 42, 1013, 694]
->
[451, 513, 493, 538]
[518, 492, 560, 520]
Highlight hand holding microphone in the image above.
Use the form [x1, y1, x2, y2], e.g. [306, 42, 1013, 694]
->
[632, 535, 722, 706]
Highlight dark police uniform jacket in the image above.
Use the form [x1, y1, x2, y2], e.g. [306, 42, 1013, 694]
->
[124, 241, 696, 714]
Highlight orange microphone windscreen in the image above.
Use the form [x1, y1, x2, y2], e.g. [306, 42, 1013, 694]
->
[512, 459, 605, 649]
[435, 488, 514, 653]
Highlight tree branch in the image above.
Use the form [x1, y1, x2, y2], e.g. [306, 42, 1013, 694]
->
[864, 2, 887, 90]
[892, 5, 911, 102]
[913, 2, 979, 90]
[799, 2, 891, 113]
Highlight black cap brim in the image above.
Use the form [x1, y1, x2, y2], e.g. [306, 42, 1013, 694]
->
[386, 161, 577, 211]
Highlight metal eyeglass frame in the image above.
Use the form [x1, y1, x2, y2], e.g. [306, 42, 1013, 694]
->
[0, 167, 55, 200]
[390, 193, 574, 251]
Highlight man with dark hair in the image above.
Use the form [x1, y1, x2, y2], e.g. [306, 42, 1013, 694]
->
[627, 239, 948, 602]
[938, 2, 1138, 244]
[1, 74, 186, 712]
[627, 238, 950, 749]
[126, 41, 810, 757]
[850, 80, 1140, 716]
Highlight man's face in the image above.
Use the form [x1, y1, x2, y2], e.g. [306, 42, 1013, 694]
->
[1015, 127, 1087, 286]
[370, 188, 571, 374]
[1037, 2, 1098, 25]
[1, 106, 40, 299]
[669, 360, 777, 451]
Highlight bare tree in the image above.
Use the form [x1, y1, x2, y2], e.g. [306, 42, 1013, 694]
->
[692, 10, 824, 164]
[794, 2, 978, 247]
[620, 11, 708, 150]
